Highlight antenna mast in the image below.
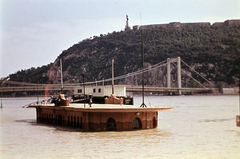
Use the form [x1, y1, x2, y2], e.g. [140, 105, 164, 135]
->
[140, 13, 146, 108]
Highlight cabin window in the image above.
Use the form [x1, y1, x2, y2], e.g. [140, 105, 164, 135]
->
[107, 118, 116, 130]
[98, 88, 101, 93]
[78, 89, 82, 93]
[93, 88, 96, 93]
[132, 118, 142, 129]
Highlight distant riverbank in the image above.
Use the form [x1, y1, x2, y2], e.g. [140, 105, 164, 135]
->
[1, 87, 239, 98]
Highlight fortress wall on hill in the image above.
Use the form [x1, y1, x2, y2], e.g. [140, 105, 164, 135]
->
[132, 19, 240, 30]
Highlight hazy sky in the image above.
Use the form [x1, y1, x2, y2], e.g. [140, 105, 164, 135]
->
[1, 0, 239, 78]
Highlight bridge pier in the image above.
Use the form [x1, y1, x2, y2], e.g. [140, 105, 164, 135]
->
[167, 58, 171, 88]
[167, 57, 182, 95]
[177, 57, 182, 95]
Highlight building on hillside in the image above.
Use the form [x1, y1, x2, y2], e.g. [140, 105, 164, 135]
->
[169, 22, 181, 27]
[212, 22, 224, 26]
[180, 22, 211, 27]
[133, 25, 140, 31]
[213, 19, 240, 27]
[132, 19, 240, 31]
[224, 19, 240, 26]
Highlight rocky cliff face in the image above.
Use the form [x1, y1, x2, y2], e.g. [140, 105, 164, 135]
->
[9, 26, 240, 87]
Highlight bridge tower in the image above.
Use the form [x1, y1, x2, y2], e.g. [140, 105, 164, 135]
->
[167, 57, 182, 95]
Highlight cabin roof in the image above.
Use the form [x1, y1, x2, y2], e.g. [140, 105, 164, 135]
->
[74, 85, 127, 88]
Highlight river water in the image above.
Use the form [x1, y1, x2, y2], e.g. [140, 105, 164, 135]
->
[0, 95, 240, 159]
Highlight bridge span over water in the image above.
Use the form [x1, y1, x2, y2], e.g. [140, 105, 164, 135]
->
[1, 84, 212, 95]
[1, 57, 214, 95]
[126, 86, 212, 94]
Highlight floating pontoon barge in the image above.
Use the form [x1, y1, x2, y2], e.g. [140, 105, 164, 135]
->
[28, 102, 172, 131]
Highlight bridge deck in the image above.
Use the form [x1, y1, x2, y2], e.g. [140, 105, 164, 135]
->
[1, 85, 212, 93]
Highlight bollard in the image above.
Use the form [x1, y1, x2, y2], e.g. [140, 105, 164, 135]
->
[237, 115, 240, 127]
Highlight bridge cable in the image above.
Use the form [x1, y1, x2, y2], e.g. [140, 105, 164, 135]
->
[5, 59, 168, 86]
[172, 62, 206, 88]
[76, 59, 167, 85]
[181, 60, 215, 87]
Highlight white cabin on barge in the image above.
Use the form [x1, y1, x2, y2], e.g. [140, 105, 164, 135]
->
[73, 85, 126, 97]
[72, 85, 133, 104]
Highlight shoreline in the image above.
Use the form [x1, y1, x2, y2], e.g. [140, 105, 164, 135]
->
[1, 93, 239, 98]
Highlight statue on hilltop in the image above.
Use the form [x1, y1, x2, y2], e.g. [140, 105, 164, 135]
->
[125, 14, 130, 30]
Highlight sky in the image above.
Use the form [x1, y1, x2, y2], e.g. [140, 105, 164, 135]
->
[1, 0, 240, 78]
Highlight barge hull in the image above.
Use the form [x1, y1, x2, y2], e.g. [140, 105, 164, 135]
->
[29, 104, 172, 131]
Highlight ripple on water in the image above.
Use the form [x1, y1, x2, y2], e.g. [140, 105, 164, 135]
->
[1, 96, 240, 159]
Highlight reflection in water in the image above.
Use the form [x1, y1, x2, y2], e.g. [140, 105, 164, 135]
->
[1, 95, 240, 159]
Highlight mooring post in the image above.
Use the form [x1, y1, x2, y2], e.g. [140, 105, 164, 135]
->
[82, 74, 85, 108]
[237, 60, 240, 127]
[112, 58, 114, 94]
[37, 80, 39, 104]
[237, 115, 240, 127]
[1, 77, 10, 108]
[60, 57, 63, 94]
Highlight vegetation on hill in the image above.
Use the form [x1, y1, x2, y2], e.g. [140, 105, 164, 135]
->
[9, 25, 240, 88]
[9, 63, 53, 84]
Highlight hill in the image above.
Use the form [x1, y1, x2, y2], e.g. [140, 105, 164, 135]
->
[9, 25, 240, 88]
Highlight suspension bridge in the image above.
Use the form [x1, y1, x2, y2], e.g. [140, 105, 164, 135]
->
[1, 57, 214, 95]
